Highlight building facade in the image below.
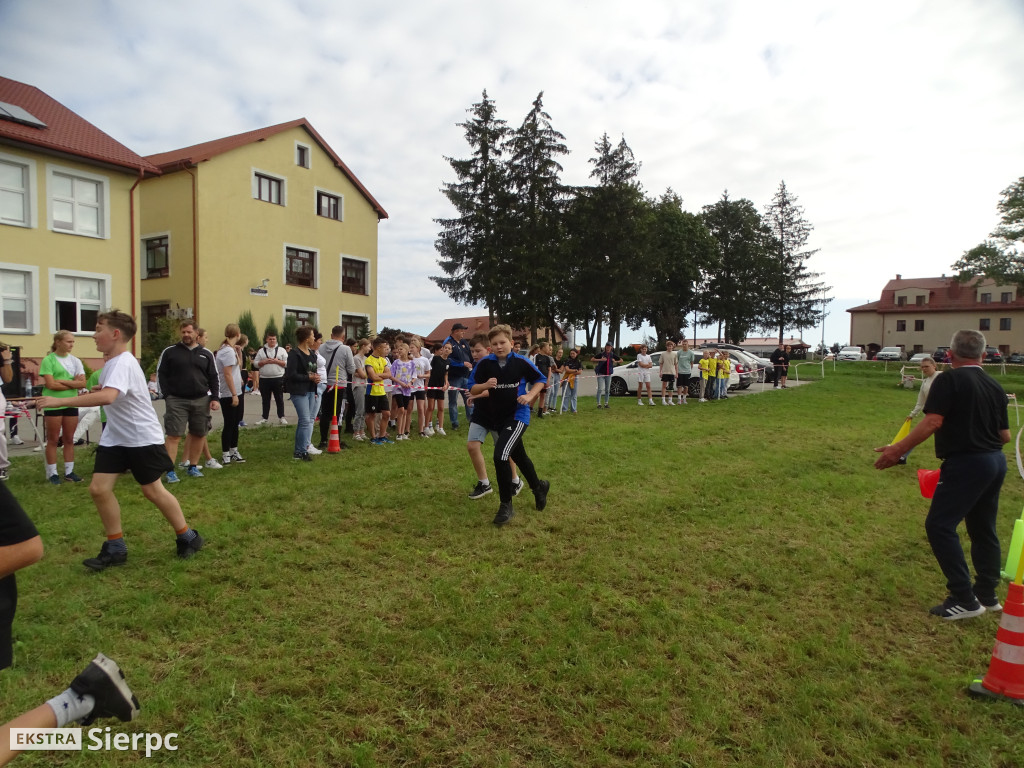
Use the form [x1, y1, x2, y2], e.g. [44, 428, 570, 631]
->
[140, 119, 387, 344]
[848, 274, 1024, 356]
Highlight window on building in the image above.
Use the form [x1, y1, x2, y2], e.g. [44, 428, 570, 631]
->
[144, 236, 168, 279]
[54, 274, 103, 332]
[0, 268, 31, 332]
[142, 304, 169, 336]
[896, 296, 907, 306]
[255, 173, 283, 205]
[981, 292, 992, 304]
[913, 344, 923, 353]
[1002, 292, 1013, 303]
[1000, 318, 1012, 331]
[0, 159, 30, 227]
[342, 258, 368, 295]
[285, 307, 317, 327]
[896, 320, 906, 332]
[285, 247, 315, 287]
[914, 320, 924, 331]
[296, 144, 310, 169]
[317, 191, 341, 221]
[50, 171, 103, 236]
[342, 314, 367, 341]
[980, 318, 991, 331]
[915, 295, 925, 306]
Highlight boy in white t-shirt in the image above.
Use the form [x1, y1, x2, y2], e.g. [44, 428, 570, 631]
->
[35, 310, 203, 571]
[635, 345, 654, 406]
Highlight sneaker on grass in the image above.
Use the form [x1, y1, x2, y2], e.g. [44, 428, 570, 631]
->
[186, 465, 204, 478]
[48, 474, 62, 486]
[534, 479, 550, 511]
[929, 596, 985, 620]
[83, 541, 127, 571]
[493, 501, 515, 527]
[64, 471, 84, 483]
[512, 478, 525, 497]
[469, 481, 492, 500]
[165, 470, 180, 484]
[976, 594, 1003, 612]
[176, 530, 204, 559]
[69, 653, 141, 725]
[230, 448, 246, 463]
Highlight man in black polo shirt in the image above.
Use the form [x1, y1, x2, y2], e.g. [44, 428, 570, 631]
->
[875, 329, 1010, 620]
[444, 323, 473, 429]
[470, 324, 550, 527]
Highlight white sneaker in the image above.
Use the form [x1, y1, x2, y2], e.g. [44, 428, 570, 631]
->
[205, 458, 224, 469]
[306, 444, 323, 455]
[425, 426, 435, 436]
[256, 419, 268, 426]
[637, 401, 643, 406]
[222, 453, 233, 465]
[279, 417, 288, 426]
[10, 436, 24, 445]
[180, 460, 188, 468]
[230, 449, 246, 463]
[436, 427, 447, 436]
[354, 433, 365, 441]
[699, 398, 706, 403]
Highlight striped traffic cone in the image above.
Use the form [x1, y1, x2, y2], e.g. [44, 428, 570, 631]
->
[968, 582, 1024, 706]
[327, 416, 342, 454]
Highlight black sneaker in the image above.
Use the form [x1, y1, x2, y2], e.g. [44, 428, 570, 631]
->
[318, 440, 329, 449]
[468, 481, 493, 500]
[69, 653, 140, 725]
[493, 501, 515, 527]
[929, 596, 985, 620]
[176, 530, 204, 559]
[293, 451, 313, 462]
[512, 478, 525, 497]
[534, 479, 550, 511]
[64, 471, 84, 483]
[83, 542, 127, 571]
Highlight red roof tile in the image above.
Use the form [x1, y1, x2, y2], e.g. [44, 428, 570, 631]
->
[145, 118, 388, 219]
[424, 316, 566, 345]
[847, 275, 1024, 313]
[0, 77, 159, 174]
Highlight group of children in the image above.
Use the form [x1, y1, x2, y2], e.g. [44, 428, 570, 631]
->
[634, 342, 734, 405]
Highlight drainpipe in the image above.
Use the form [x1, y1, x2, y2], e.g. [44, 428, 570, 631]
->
[183, 165, 198, 322]
[129, 169, 143, 356]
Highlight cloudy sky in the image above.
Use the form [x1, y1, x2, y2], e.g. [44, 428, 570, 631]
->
[3, 0, 1023, 345]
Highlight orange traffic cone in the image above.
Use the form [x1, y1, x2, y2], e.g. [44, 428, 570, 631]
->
[917, 469, 940, 499]
[968, 582, 1024, 706]
[327, 416, 342, 454]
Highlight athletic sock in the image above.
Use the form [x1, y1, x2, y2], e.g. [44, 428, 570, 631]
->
[176, 526, 198, 543]
[65, 461, 75, 474]
[45, 463, 57, 478]
[105, 534, 127, 554]
[480, 479, 490, 487]
[46, 688, 96, 727]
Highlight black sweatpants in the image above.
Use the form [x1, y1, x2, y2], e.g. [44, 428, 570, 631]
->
[319, 386, 349, 444]
[493, 419, 540, 503]
[261, 377, 285, 419]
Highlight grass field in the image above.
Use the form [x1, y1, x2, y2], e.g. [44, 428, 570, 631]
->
[4, 362, 1024, 767]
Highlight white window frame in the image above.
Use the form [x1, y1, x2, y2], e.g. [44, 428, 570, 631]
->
[251, 168, 287, 206]
[141, 231, 171, 279]
[283, 305, 319, 329]
[295, 141, 311, 169]
[0, 262, 39, 334]
[340, 254, 370, 296]
[48, 267, 110, 336]
[45, 163, 109, 238]
[340, 312, 370, 340]
[283, 243, 319, 289]
[0, 151, 37, 228]
[314, 187, 344, 221]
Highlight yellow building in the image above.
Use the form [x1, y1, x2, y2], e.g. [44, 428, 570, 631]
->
[140, 119, 387, 344]
[0, 76, 159, 374]
[848, 274, 1024, 357]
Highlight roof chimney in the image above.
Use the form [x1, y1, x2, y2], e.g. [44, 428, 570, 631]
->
[895, 274, 902, 280]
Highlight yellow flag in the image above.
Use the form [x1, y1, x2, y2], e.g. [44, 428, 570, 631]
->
[890, 418, 912, 445]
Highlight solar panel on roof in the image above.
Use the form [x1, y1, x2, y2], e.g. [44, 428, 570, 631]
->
[0, 101, 47, 129]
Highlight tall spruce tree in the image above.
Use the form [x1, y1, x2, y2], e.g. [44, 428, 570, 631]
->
[761, 181, 829, 342]
[700, 192, 773, 343]
[432, 91, 514, 324]
[503, 92, 569, 339]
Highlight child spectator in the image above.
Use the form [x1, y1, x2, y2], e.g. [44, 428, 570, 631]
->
[700, 349, 716, 401]
[410, 340, 431, 437]
[546, 346, 564, 413]
[591, 343, 622, 409]
[351, 338, 370, 441]
[34, 310, 204, 569]
[659, 340, 677, 405]
[675, 339, 694, 404]
[533, 342, 552, 419]
[716, 350, 731, 399]
[426, 342, 451, 436]
[469, 324, 549, 526]
[40, 330, 87, 484]
[364, 338, 393, 445]
[636, 345, 654, 406]
[560, 348, 582, 414]
[390, 343, 415, 440]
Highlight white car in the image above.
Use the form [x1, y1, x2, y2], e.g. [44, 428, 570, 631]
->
[908, 352, 931, 364]
[837, 346, 867, 361]
[610, 352, 739, 398]
[876, 346, 905, 361]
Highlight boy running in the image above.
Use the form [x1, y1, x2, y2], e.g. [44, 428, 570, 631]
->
[35, 310, 203, 570]
[466, 334, 522, 500]
[469, 325, 549, 526]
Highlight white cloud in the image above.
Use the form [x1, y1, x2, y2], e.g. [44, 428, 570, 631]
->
[2, 0, 1023, 341]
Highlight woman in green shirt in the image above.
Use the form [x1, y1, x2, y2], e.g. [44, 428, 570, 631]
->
[40, 330, 87, 484]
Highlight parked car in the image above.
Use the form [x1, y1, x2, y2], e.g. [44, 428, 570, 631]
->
[698, 344, 774, 383]
[876, 346, 904, 361]
[908, 352, 931, 363]
[837, 346, 867, 361]
[610, 352, 739, 397]
[933, 346, 950, 361]
[985, 347, 1003, 363]
[1008, 352, 1024, 364]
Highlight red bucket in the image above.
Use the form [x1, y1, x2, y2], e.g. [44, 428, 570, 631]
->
[918, 468, 941, 499]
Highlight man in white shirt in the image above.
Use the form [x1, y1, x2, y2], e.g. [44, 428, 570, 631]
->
[253, 333, 288, 425]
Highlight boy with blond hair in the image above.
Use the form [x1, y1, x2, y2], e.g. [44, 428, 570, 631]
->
[469, 325, 549, 526]
[466, 334, 523, 500]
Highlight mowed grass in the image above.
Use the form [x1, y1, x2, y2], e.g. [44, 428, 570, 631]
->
[4, 362, 1024, 767]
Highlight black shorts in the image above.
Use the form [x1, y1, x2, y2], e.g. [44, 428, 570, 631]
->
[44, 407, 79, 418]
[365, 394, 390, 414]
[660, 374, 675, 384]
[93, 444, 173, 486]
[411, 391, 426, 401]
[676, 374, 690, 388]
[427, 389, 444, 401]
[392, 393, 410, 409]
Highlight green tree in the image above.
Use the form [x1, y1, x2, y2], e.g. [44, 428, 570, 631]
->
[263, 316, 279, 341]
[432, 90, 515, 324]
[954, 176, 1024, 286]
[503, 92, 570, 340]
[238, 310, 259, 350]
[140, 315, 181, 373]
[700, 191, 774, 343]
[281, 315, 299, 348]
[761, 181, 829, 342]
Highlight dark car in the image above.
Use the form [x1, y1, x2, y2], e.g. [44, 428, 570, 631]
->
[1008, 353, 1024, 364]
[984, 347, 1003, 363]
[933, 346, 950, 361]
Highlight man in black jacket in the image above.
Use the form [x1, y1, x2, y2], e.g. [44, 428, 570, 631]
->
[156, 321, 219, 480]
[444, 323, 473, 429]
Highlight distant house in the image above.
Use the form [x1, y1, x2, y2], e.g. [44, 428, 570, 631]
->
[848, 274, 1024, 357]
[424, 316, 568, 348]
[0, 75, 160, 370]
[140, 119, 387, 343]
